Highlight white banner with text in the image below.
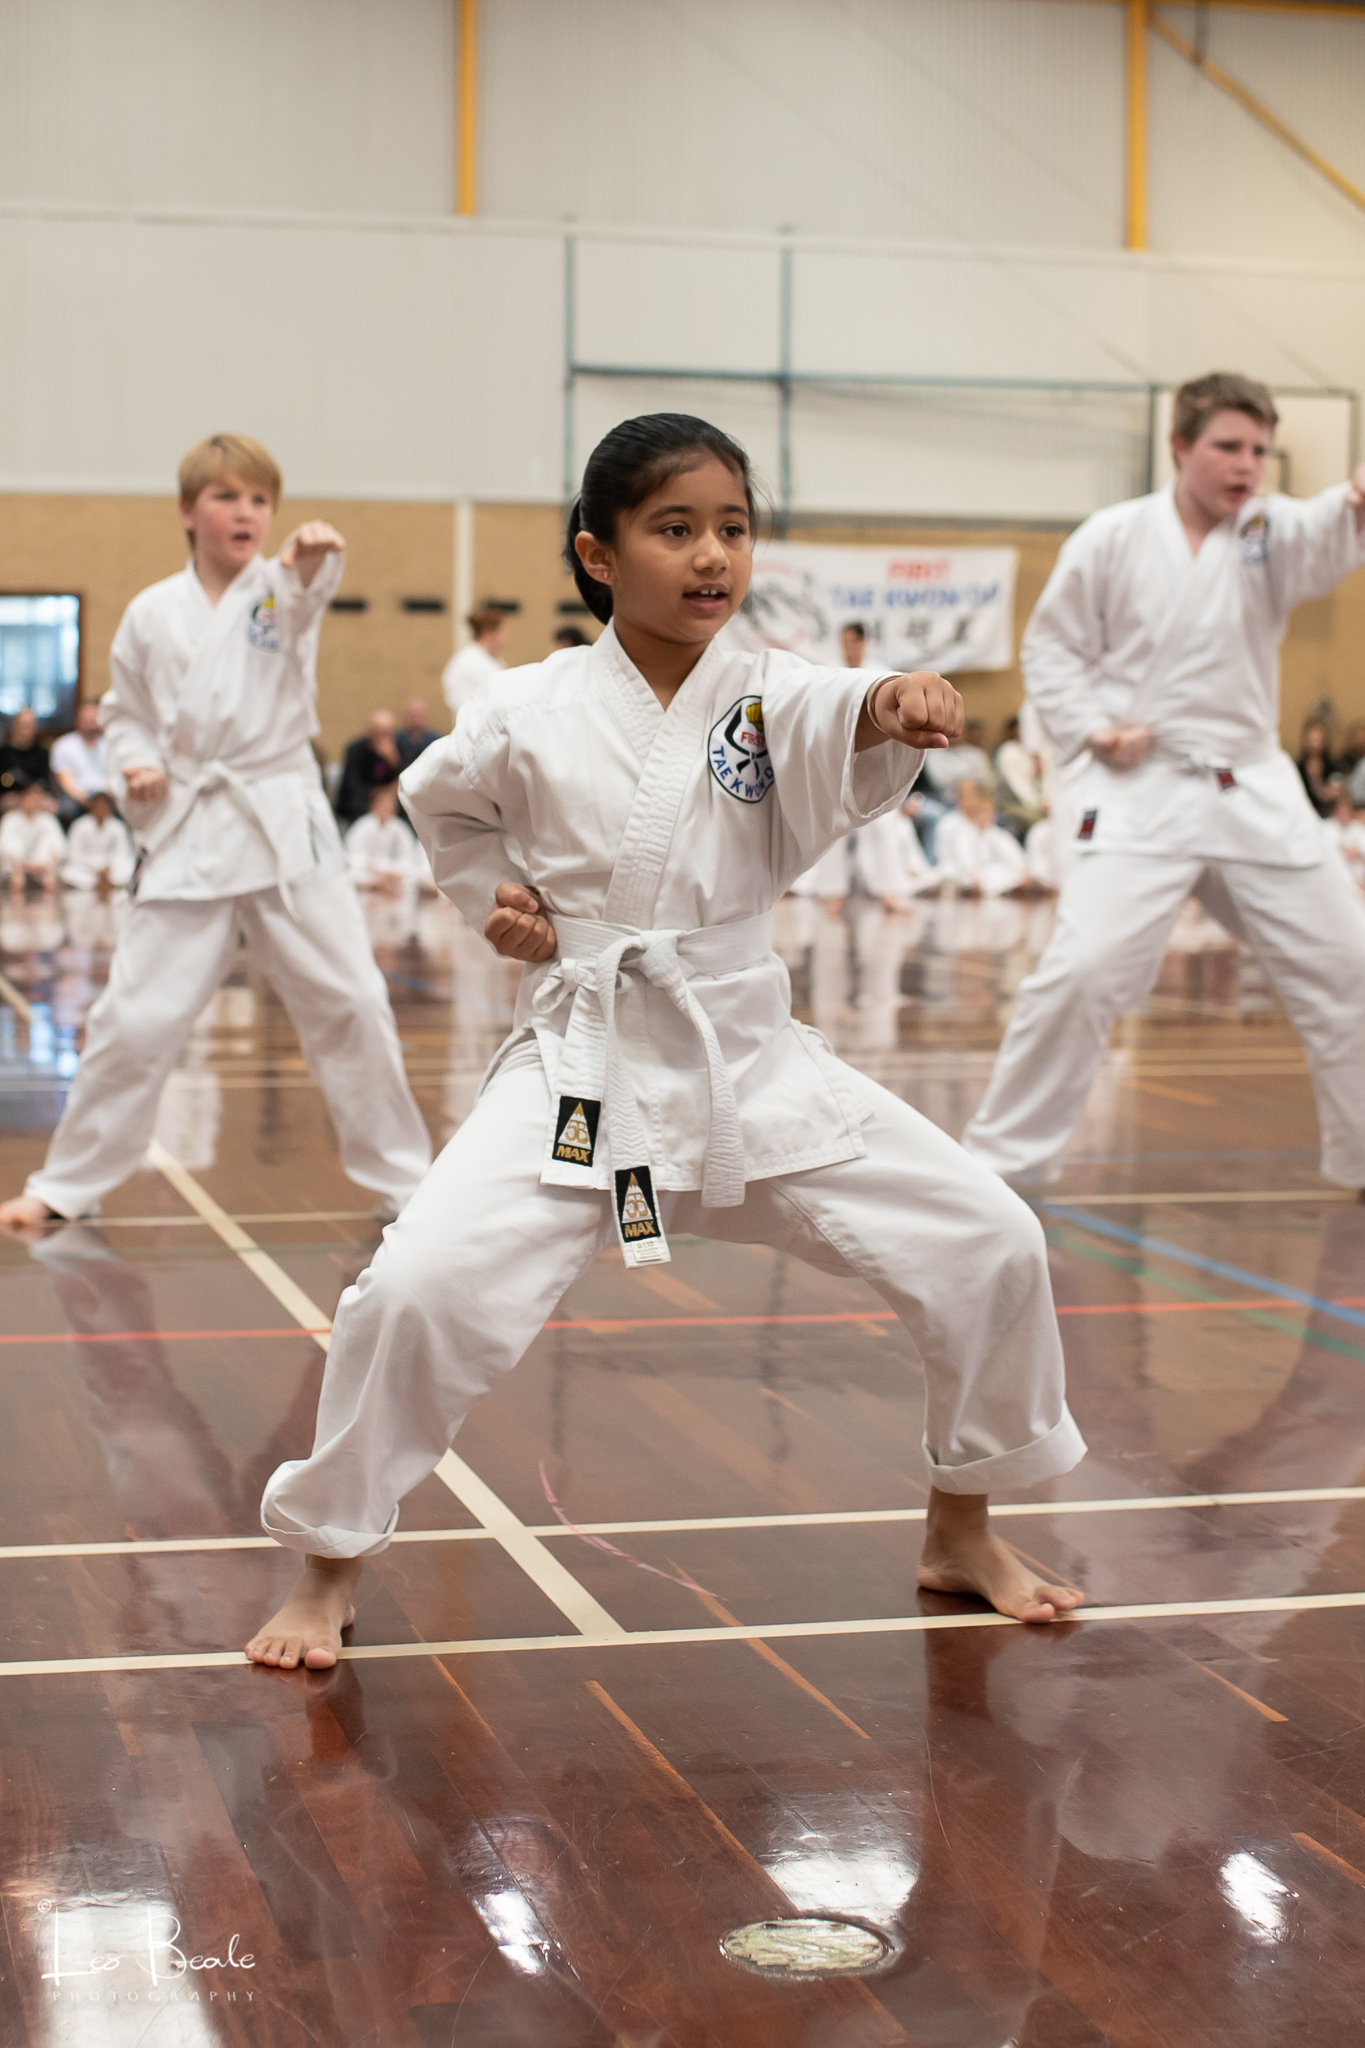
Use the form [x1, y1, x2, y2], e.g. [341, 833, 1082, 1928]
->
[730, 541, 1019, 673]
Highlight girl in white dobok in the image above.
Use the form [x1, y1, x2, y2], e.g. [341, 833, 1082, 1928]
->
[250, 415, 1085, 1670]
[964, 373, 1365, 1190]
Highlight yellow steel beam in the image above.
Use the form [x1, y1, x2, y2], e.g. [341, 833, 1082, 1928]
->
[1058, 0, 1365, 17]
[458, 0, 478, 216]
[1150, 10, 1365, 217]
[1126, 0, 1148, 249]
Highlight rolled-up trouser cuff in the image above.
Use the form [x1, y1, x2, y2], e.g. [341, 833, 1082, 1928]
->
[923, 1405, 1087, 1496]
[23, 1174, 102, 1219]
[260, 1462, 399, 1558]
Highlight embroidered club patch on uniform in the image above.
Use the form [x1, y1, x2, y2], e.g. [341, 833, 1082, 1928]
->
[1078, 809, 1098, 841]
[615, 1166, 662, 1244]
[247, 595, 281, 652]
[1216, 768, 1238, 792]
[553, 1096, 600, 1167]
[1238, 513, 1269, 566]
[709, 696, 775, 805]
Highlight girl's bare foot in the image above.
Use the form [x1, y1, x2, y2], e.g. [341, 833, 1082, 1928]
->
[246, 1556, 363, 1670]
[917, 1487, 1084, 1624]
[0, 1194, 58, 1239]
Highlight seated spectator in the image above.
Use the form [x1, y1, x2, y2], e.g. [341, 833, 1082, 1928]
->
[1352, 753, 1365, 809]
[0, 708, 53, 808]
[346, 783, 432, 895]
[395, 696, 442, 771]
[920, 716, 993, 800]
[335, 709, 402, 827]
[442, 608, 508, 722]
[50, 701, 109, 824]
[935, 780, 1029, 897]
[993, 714, 1046, 841]
[553, 625, 590, 652]
[0, 782, 65, 893]
[1340, 717, 1365, 777]
[1323, 779, 1365, 895]
[1296, 717, 1338, 817]
[60, 790, 135, 893]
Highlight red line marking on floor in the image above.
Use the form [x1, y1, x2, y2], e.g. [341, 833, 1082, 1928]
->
[3, 1296, 1363, 1346]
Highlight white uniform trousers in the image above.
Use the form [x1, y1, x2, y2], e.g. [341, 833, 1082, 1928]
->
[26, 872, 432, 1218]
[261, 1058, 1084, 1556]
[963, 851, 1365, 1187]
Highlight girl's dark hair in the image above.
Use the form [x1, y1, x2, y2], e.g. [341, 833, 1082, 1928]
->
[564, 413, 757, 624]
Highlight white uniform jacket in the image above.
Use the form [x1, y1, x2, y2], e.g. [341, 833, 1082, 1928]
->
[1023, 482, 1365, 867]
[441, 642, 505, 722]
[0, 809, 65, 872]
[402, 625, 920, 1208]
[60, 813, 136, 889]
[935, 812, 1027, 897]
[346, 813, 432, 888]
[102, 552, 346, 903]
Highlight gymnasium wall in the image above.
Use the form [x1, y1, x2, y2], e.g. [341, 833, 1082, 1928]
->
[4, 492, 1357, 761]
[0, 2, 1362, 736]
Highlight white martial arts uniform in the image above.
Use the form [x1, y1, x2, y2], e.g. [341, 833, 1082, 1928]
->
[24, 552, 432, 1219]
[1324, 814, 1365, 894]
[261, 624, 1083, 1556]
[441, 641, 504, 722]
[345, 812, 433, 889]
[0, 808, 65, 878]
[1023, 817, 1060, 891]
[964, 481, 1365, 1186]
[59, 812, 135, 890]
[934, 812, 1028, 897]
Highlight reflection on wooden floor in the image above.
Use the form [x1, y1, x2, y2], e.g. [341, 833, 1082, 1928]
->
[3, 889, 1364, 2045]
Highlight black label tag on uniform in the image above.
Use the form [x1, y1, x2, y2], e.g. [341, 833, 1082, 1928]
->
[553, 1097, 600, 1167]
[1216, 768, 1237, 792]
[1077, 809, 1098, 842]
[614, 1165, 663, 1245]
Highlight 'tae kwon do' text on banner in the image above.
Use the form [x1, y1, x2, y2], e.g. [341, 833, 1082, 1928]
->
[730, 542, 1019, 673]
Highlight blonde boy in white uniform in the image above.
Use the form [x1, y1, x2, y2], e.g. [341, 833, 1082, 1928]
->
[249, 413, 1086, 1672]
[964, 373, 1365, 1187]
[0, 434, 431, 1231]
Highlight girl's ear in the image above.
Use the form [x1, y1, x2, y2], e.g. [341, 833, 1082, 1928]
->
[574, 527, 614, 591]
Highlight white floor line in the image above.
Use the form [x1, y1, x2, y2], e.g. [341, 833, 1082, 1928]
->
[92, 1211, 375, 1228]
[145, 1142, 626, 1641]
[6, 1586, 1365, 1679]
[6, 1486, 1362, 1563]
[434, 1450, 627, 1640]
[1047, 1189, 1357, 1206]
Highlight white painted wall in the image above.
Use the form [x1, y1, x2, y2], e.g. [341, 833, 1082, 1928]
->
[0, 1, 1363, 516]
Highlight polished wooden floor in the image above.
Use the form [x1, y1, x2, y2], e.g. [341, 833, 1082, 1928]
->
[3, 886, 1364, 2045]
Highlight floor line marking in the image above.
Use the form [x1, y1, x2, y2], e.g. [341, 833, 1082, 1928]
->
[8, 1587, 1365, 1678]
[144, 1143, 627, 1643]
[6, 1486, 1363, 1562]
[1045, 1190, 1358, 1206]
[14, 1296, 1365, 1348]
[1042, 1204, 1365, 1331]
[1294, 1833, 1365, 1891]
[0, 968, 33, 1020]
[433, 1450, 627, 1640]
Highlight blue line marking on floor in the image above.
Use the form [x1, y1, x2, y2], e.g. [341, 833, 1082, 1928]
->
[1040, 1205, 1365, 1331]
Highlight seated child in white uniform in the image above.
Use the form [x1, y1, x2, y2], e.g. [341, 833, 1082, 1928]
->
[1324, 783, 1365, 895]
[60, 790, 135, 892]
[0, 784, 65, 893]
[249, 413, 1086, 1672]
[345, 781, 433, 894]
[935, 780, 1029, 896]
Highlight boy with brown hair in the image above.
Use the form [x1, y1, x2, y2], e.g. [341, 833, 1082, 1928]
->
[964, 372, 1365, 1189]
[0, 432, 431, 1231]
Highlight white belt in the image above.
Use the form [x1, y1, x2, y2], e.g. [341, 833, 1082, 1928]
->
[137, 751, 312, 915]
[529, 910, 774, 1264]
